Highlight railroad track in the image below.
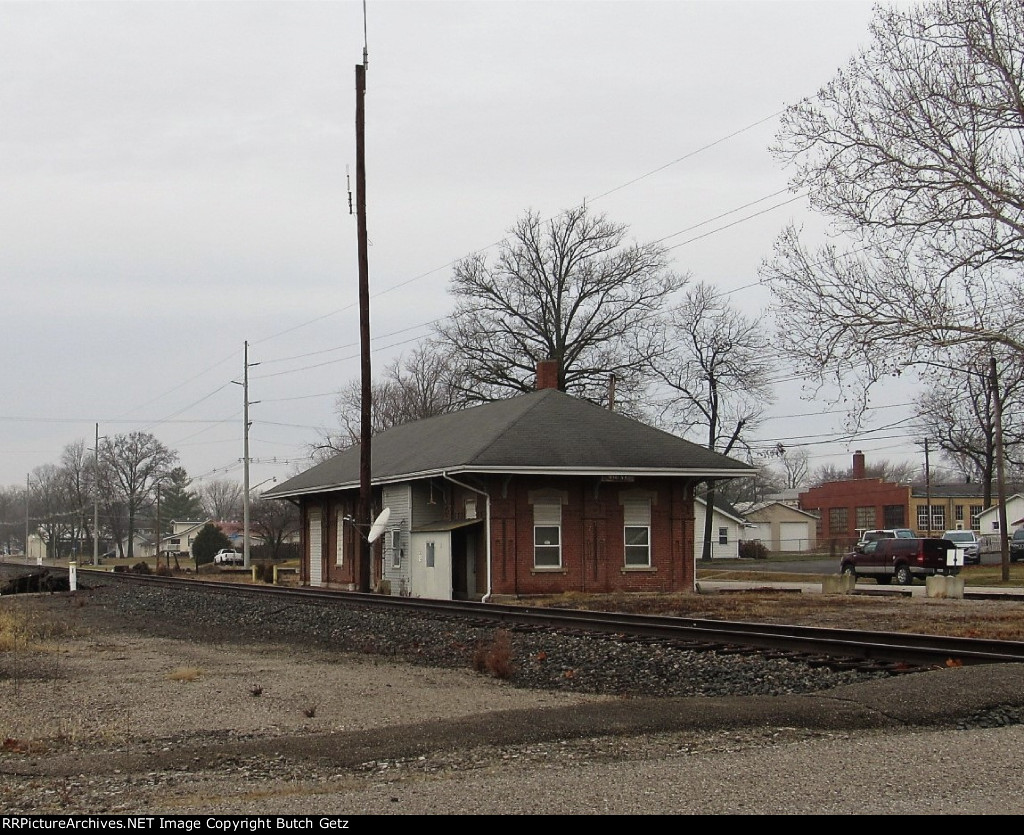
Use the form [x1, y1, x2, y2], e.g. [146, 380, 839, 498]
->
[5, 561, 1024, 672]
[71, 567, 1024, 672]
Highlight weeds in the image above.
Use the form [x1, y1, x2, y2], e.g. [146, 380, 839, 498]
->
[472, 629, 515, 679]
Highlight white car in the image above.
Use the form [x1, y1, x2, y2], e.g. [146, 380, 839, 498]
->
[213, 548, 243, 565]
[942, 530, 981, 565]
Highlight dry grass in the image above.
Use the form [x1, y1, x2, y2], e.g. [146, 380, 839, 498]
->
[0, 607, 76, 653]
[522, 590, 1024, 641]
[473, 629, 516, 679]
[166, 666, 202, 682]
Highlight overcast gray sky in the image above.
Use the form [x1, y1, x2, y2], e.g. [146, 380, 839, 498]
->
[1, 0, 921, 492]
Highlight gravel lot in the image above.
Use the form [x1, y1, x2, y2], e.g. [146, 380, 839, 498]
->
[2, 581, 1024, 815]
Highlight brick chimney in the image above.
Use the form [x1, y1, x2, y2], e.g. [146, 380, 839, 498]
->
[535, 358, 559, 390]
[852, 450, 866, 479]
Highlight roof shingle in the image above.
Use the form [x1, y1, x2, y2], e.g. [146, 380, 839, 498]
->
[267, 388, 754, 498]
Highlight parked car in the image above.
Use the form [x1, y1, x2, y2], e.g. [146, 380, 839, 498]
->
[942, 530, 981, 565]
[213, 548, 243, 565]
[841, 537, 959, 585]
[854, 528, 915, 552]
[1011, 529, 1024, 563]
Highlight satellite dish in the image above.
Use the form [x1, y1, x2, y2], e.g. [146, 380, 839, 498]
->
[366, 507, 391, 543]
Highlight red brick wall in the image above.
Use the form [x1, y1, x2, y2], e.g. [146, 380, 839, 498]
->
[798, 478, 910, 552]
[483, 475, 696, 597]
[299, 474, 699, 598]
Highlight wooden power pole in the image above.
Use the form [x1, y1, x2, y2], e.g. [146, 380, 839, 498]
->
[355, 54, 372, 592]
[991, 356, 1010, 581]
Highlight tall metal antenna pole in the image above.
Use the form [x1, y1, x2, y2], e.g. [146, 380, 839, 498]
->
[355, 57, 372, 593]
[243, 341, 251, 569]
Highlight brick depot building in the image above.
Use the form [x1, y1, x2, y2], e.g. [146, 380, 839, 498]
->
[265, 362, 754, 600]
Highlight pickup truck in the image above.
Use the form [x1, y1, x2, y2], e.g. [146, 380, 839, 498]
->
[213, 549, 243, 566]
[840, 537, 959, 586]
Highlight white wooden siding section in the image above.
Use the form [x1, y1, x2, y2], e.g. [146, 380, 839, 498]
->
[381, 485, 412, 596]
[693, 501, 741, 559]
[308, 509, 322, 587]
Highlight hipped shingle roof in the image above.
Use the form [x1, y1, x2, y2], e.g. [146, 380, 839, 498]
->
[267, 388, 754, 499]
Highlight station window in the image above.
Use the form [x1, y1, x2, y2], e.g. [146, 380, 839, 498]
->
[623, 498, 651, 567]
[533, 502, 562, 568]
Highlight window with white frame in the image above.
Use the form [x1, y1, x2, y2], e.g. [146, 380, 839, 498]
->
[390, 529, 401, 568]
[425, 541, 435, 567]
[533, 502, 562, 568]
[917, 505, 945, 529]
[623, 498, 651, 567]
[971, 506, 983, 531]
[718, 527, 728, 545]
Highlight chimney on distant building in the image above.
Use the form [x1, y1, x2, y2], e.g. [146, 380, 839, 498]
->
[536, 358, 559, 390]
[852, 450, 866, 479]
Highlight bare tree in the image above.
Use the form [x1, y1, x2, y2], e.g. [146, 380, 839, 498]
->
[58, 439, 95, 557]
[314, 344, 466, 461]
[716, 457, 785, 507]
[249, 494, 300, 560]
[811, 457, 920, 487]
[198, 479, 243, 522]
[765, 444, 811, 490]
[764, 0, 1024, 402]
[434, 206, 685, 408]
[0, 486, 22, 554]
[28, 464, 78, 559]
[649, 282, 775, 560]
[100, 432, 177, 559]
[914, 348, 1024, 505]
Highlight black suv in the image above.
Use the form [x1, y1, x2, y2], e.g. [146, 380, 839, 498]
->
[1011, 529, 1024, 562]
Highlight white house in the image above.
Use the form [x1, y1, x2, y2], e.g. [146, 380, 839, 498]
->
[694, 496, 747, 560]
[975, 494, 1024, 548]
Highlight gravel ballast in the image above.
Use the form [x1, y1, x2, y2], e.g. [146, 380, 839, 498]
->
[2, 581, 1024, 815]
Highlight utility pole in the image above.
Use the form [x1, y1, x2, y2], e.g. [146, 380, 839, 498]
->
[924, 438, 932, 537]
[355, 44, 372, 592]
[991, 356, 1010, 581]
[24, 474, 29, 561]
[93, 424, 100, 565]
[154, 486, 161, 570]
[234, 341, 260, 570]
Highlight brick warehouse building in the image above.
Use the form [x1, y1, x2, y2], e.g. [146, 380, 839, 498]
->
[799, 451, 989, 553]
[265, 362, 754, 600]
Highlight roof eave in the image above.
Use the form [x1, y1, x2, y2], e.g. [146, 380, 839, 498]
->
[266, 465, 756, 499]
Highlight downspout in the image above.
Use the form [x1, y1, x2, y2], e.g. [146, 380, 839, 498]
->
[442, 472, 492, 603]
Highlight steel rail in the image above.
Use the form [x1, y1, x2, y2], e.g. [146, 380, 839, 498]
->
[59, 568, 1024, 670]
